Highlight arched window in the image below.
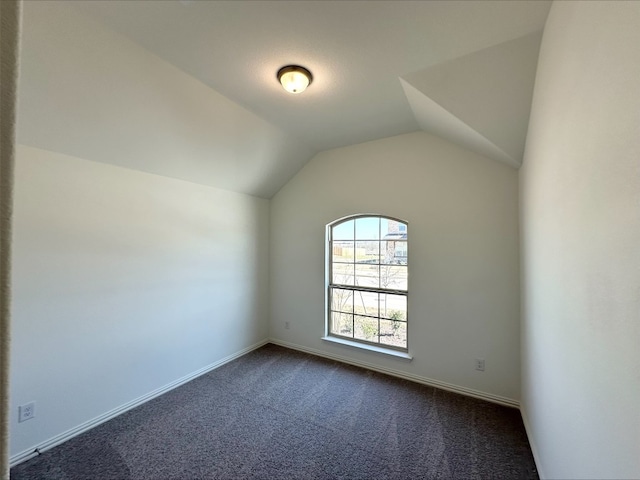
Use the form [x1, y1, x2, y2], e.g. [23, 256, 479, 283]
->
[327, 215, 408, 352]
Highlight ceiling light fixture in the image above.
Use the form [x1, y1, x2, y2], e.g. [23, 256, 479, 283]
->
[277, 65, 312, 94]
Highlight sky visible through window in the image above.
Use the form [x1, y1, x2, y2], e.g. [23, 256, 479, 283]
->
[332, 217, 391, 240]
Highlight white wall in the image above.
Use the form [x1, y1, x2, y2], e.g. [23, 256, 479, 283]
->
[270, 132, 521, 401]
[520, 2, 640, 478]
[9, 145, 269, 457]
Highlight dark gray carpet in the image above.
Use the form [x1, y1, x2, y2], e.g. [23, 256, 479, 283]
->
[11, 344, 538, 479]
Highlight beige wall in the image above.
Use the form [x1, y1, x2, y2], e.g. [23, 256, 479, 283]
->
[270, 131, 521, 402]
[520, 2, 640, 478]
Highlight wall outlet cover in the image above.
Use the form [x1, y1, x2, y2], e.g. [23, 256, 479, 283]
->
[19, 402, 36, 422]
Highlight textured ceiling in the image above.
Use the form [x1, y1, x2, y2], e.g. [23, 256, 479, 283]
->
[73, 0, 551, 164]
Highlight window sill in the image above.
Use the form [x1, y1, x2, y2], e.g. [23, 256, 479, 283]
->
[321, 336, 413, 360]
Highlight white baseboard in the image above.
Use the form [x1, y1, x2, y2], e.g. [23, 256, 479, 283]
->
[9, 339, 269, 468]
[11, 338, 523, 468]
[520, 404, 545, 479]
[269, 338, 520, 409]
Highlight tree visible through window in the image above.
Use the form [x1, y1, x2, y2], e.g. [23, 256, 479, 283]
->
[327, 215, 408, 351]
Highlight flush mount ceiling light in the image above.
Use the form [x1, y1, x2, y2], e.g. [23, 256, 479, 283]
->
[277, 65, 313, 94]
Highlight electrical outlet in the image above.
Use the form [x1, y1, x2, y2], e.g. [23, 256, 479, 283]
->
[475, 359, 485, 372]
[19, 402, 36, 423]
[284, 321, 290, 330]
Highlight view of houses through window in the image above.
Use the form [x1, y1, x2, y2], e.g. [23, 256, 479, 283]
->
[328, 215, 408, 351]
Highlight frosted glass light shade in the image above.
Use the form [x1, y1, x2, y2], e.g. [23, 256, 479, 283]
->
[277, 66, 312, 94]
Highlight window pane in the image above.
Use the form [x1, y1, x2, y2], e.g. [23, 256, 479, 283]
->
[332, 263, 354, 286]
[355, 241, 379, 264]
[354, 264, 379, 289]
[356, 217, 380, 240]
[354, 315, 378, 342]
[331, 288, 353, 312]
[333, 240, 354, 263]
[331, 312, 354, 338]
[380, 241, 394, 264]
[380, 218, 390, 237]
[332, 220, 354, 240]
[382, 219, 407, 238]
[393, 240, 407, 265]
[353, 290, 379, 318]
[379, 265, 407, 291]
[379, 293, 407, 320]
[381, 241, 407, 265]
[379, 319, 407, 348]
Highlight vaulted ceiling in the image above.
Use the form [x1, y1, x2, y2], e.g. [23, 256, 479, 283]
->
[18, 1, 551, 197]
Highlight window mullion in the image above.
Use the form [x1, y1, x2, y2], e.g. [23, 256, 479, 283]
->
[329, 283, 407, 296]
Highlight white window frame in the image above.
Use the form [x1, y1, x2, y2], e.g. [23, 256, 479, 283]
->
[323, 214, 410, 358]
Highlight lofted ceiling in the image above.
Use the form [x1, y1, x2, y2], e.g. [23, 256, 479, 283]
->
[18, 1, 551, 197]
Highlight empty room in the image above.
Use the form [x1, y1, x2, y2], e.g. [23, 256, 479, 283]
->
[1, 0, 638, 479]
